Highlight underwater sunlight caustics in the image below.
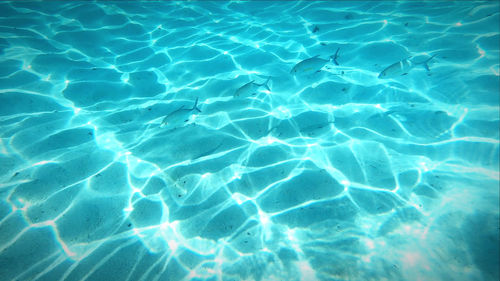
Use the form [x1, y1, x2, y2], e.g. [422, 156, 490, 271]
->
[0, 1, 499, 281]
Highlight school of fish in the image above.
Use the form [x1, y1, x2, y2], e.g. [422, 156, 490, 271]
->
[160, 47, 436, 130]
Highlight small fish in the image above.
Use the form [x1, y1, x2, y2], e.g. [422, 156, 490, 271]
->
[161, 97, 202, 128]
[290, 48, 340, 74]
[234, 77, 271, 98]
[312, 25, 319, 33]
[332, 47, 340, 65]
[378, 54, 437, 79]
[300, 121, 335, 137]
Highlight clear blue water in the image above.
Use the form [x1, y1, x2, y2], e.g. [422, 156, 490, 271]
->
[0, 1, 499, 281]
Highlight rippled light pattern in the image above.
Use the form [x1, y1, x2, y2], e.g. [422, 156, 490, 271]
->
[0, 1, 499, 281]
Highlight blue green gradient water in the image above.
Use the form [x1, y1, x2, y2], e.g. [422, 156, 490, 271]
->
[0, 1, 498, 281]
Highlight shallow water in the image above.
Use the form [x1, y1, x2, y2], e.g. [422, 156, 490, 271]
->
[0, 1, 499, 281]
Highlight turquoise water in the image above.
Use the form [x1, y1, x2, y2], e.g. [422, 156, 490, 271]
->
[0, 1, 499, 280]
